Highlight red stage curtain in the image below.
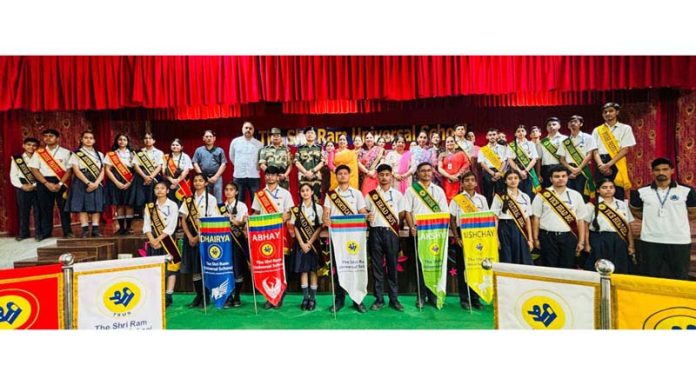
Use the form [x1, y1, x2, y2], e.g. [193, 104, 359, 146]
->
[3, 56, 696, 112]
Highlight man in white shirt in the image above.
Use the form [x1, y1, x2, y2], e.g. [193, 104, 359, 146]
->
[558, 115, 597, 202]
[478, 128, 511, 205]
[592, 102, 636, 201]
[539, 117, 568, 188]
[630, 158, 696, 280]
[508, 124, 540, 197]
[29, 128, 74, 239]
[229, 121, 264, 206]
[10, 137, 41, 241]
[531, 165, 587, 269]
[365, 163, 405, 311]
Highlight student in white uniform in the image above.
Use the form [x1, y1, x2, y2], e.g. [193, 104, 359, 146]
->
[133, 131, 164, 209]
[290, 183, 324, 311]
[65, 130, 106, 238]
[593, 102, 636, 201]
[219, 182, 249, 308]
[492, 170, 534, 265]
[508, 125, 540, 198]
[557, 115, 597, 202]
[10, 137, 41, 241]
[478, 128, 511, 205]
[104, 133, 136, 235]
[538, 117, 568, 188]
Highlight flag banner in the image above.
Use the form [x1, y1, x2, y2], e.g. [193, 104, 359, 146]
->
[72, 257, 166, 330]
[248, 213, 286, 306]
[493, 263, 600, 329]
[200, 217, 235, 309]
[0, 264, 64, 330]
[612, 274, 696, 330]
[330, 214, 368, 305]
[460, 211, 499, 304]
[415, 212, 450, 309]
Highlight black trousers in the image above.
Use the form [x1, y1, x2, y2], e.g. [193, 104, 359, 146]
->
[235, 177, 260, 207]
[36, 176, 72, 237]
[597, 154, 625, 201]
[369, 227, 400, 303]
[16, 187, 40, 238]
[539, 230, 578, 269]
[449, 242, 481, 304]
[482, 168, 504, 206]
[540, 165, 554, 188]
[639, 241, 691, 280]
[330, 251, 360, 306]
[567, 164, 590, 203]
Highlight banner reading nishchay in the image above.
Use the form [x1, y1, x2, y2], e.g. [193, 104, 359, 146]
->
[460, 211, 498, 304]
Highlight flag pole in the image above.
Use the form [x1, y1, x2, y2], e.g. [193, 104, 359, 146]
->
[246, 220, 259, 316]
[328, 224, 337, 320]
[464, 256, 473, 315]
[412, 228, 423, 313]
[199, 233, 208, 315]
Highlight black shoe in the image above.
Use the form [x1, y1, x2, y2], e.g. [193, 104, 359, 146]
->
[165, 294, 173, 308]
[37, 234, 50, 241]
[64, 232, 76, 239]
[223, 296, 235, 309]
[231, 296, 241, 308]
[80, 230, 89, 238]
[370, 301, 384, 311]
[389, 301, 404, 312]
[15, 236, 28, 241]
[116, 228, 127, 236]
[300, 298, 309, 310]
[91, 229, 103, 237]
[263, 301, 274, 310]
[471, 302, 484, 310]
[329, 302, 344, 313]
[307, 299, 316, 311]
[415, 298, 425, 309]
[188, 294, 203, 308]
[354, 303, 367, 313]
[460, 301, 471, 310]
[34, 235, 41, 241]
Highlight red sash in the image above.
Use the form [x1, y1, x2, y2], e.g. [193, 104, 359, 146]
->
[256, 189, 279, 213]
[106, 151, 134, 183]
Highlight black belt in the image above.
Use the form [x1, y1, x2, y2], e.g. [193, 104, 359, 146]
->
[540, 229, 571, 236]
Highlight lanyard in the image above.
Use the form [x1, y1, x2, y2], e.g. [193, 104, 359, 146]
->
[266, 187, 280, 200]
[656, 188, 672, 216]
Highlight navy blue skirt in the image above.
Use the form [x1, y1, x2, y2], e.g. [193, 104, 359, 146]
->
[66, 176, 105, 213]
[498, 219, 532, 265]
[181, 236, 202, 275]
[587, 231, 629, 274]
[133, 173, 159, 208]
[292, 240, 319, 273]
[105, 170, 136, 206]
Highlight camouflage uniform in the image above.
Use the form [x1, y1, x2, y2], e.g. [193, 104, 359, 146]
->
[294, 143, 323, 199]
[258, 144, 292, 189]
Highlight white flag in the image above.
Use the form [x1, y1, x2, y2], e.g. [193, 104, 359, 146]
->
[493, 263, 600, 329]
[72, 257, 166, 330]
[330, 215, 368, 305]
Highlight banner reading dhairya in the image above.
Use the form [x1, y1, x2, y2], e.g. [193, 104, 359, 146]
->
[199, 217, 234, 309]
[612, 274, 696, 330]
[415, 213, 450, 309]
[248, 213, 286, 306]
[0, 264, 64, 330]
[329, 215, 368, 306]
[72, 257, 166, 330]
[460, 211, 499, 303]
[493, 263, 600, 329]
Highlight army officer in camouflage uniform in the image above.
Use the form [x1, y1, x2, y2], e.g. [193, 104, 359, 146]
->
[259, 127, 293, 189]
[294, 126, 324, 200]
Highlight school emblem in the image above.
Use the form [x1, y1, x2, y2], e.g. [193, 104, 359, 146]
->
[345, 240, 360, 255]
[516, 290, 571, 330]
[598, 203, 606, 210]
[147, 202, 155, 209]
[542, 191, 551, 198]
[670, 195, 679, 201]
[642, 307, 696, 330]
[208, 244, 222, 260]
[103, 280, 142, 315]
[331, 193, 337, 199]
[476, 243, 484, 251]
[0, 289, 39, 330]
[16, 158, 23, 164]
[429, 243, 440, 255]
[372, 193, 379, 200]
[260, 242, 275, 257]
[419, 190, 426, 197]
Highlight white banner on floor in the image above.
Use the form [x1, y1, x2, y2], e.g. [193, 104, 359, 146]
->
[72, 257, 166, 330]
[493, 263, 600, 330]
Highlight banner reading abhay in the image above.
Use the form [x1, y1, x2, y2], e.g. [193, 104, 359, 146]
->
[415, 213, 450, 309]
[200, 217, 234, 309]
[329, 214, 368, 305]
[248, 213, 286, 306]
[460, 211, 499, 304]
[0, 264, 64, 330]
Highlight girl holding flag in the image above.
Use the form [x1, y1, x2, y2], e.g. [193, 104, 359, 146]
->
[219, 182, 249, 308]
[180, 173, 221, 308]
[162, 138, 193, 206]
[290, 183, 324, 311]
[66, 130, 106, 238]
[491, 170, 534, 265]
[583, 178, 635, 274]
[105, 133, 136, 235]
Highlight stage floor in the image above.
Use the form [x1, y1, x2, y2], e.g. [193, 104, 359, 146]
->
[166, 293, 494, 329]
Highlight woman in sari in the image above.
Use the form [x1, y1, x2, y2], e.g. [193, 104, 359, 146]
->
[381, 135, 413, 194]
[329, 134, 359, 190]
[438, 136, 470, 202]
[358, 132, 385, 196]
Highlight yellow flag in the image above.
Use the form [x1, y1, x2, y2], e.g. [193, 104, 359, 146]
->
[612, 274, 696, 330]
[459, 211, 498, 303]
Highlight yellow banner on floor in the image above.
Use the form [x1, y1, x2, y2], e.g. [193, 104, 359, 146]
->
[460, 211, 498, 304]
[612, 274, 696, 330]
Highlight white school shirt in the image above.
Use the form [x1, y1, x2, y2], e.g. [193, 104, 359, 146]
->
[584, 197, 634, 232]
[477, 143, 511, 170]
[403, 182, 449, 215]
[10, 153, 35, 188]
[323, 186, 366, 216]
[491, 190, 533, 220]
[104, 149, 135, 168]
[531, 187, 587, 232]
[69, 148, 105, 172]
[222, 199, 249, 222]
[365, 186, 404, 228]
[143, 198, 179, 236]
[508, 140, 539, 163]
[592, 122, 636, 155]
[28, 145, 72, 177]
[290, 201, 324, 227]
[135, 147, 165, 167]
[556, 132, 597, 161]
[251, 185, 295, 214]
[539, 134, 567, 166]
[163, 152, 193, 172]
[179, 192, 221, 218]
[630, 182, 696, 244]
[449, 191, 489, 225]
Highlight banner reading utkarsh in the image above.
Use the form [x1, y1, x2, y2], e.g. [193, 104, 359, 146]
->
[415, 213, 450, 309]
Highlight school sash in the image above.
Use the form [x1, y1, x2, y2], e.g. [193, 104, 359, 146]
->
[291, 206, 321, 255]
[453, 193, 478, 213]
[328, 189, 356, 215]
[135, 149, 157, 175]
[499, 194, 529, 241]
[218, 203, 248, 254]
[411, 182, 441, 213]
[36, 147, 70, 189]
[12, 154, 36, 185]
[540, 138, 561, 161]
[256, 189, 279, 214]
[164, 154, 192, 200]
[538, 189, 578, 238]
[562, 138, 596, 198]
[596, 124, 632, 190]
[368, 189, 400, 235]
[480, 144, 503, 170]
[106, 151, 134, 183]
[146, 202, 182, 265]
[596, 202, 630, 244]
[510, 141, 541, 193]
[184, 196, 200, 234]
[75, 150, 102, 182]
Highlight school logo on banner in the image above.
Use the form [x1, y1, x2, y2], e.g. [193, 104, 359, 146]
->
[330, 214, 369, 306]
[415, 212, 450, 309]
[460, 211, 498, 304]
[200, 217, 235, 309]
[72, 258, 166, 330]
[248, 213, 287, 306]
[0, 264, 64, 330]
[517, 290, 570, 329]
[611, 274, 696, 330]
